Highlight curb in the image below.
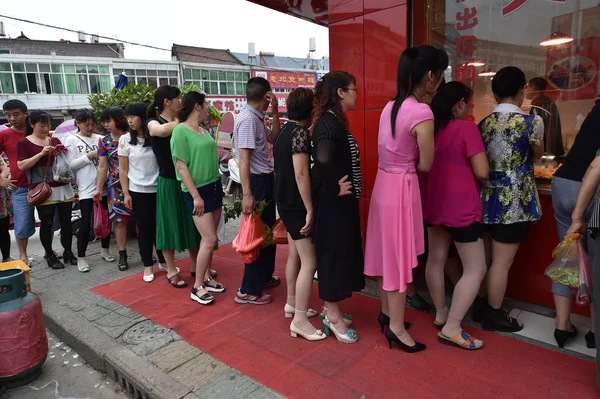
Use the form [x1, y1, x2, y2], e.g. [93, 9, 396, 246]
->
[41, 294, 192, 399]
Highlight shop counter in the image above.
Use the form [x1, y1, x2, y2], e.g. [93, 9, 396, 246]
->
[506, 181, 590, 316]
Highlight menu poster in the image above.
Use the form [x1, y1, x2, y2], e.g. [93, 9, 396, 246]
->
[546, 37, 600, 100]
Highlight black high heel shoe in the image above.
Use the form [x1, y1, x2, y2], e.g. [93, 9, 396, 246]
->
[384, 328, 426, 353]
[585, 331, 596, 349]
[378, 311, 411, 334]
[554, 326, 577, 348]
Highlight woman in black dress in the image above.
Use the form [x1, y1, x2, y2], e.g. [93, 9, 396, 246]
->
[312, 71, 364, 344]
[274, 87, 326, 342]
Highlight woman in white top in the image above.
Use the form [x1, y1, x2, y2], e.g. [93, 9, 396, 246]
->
[65, 109, 115, 272]
[118, 102, 165, 282]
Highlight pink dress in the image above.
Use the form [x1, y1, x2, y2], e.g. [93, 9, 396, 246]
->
[364, 98, 433, 292]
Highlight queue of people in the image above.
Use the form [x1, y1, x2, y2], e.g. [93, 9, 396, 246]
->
[1, 46, 599, 381]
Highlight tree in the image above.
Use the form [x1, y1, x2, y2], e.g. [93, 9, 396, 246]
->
[88, 83, 222, 123]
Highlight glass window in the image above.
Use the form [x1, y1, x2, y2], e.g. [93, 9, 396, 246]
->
[169, 78, 178, 86]
[219, 82, 227, 95]
[168, 70, 178, 77]
[88, 65, 99, 74]
[226, 71, 235, 81]
[99, 65, 110, 74]
[51, 64, 63, 73]
[65, 74, 78, 94]
[236, 82, 245, 95]
[147, 69, 157, 77]
[227, 82, 235, 95]
[209, 71, 219, 80]
[0, 63, 10, 72]
[159, 77, 169, 86]
[14, 74, 28, 93]
[201, 70, 209, 80]
[38, 64, 50, 73]
[209, 82, 219, 95]
[12, 63, 25, 72]
[137, 77, 148, 85]
[192, 69, 201, 80]
[76, 65, 87, 73]
[135, 69, 147, 77]
[78, 75, 90, 94]
[89, 75, 100, 94]
[64, 65, 76, 73]
[147, 77, 158, 88]
[184, 69, 192, 80]
[124, 69, 135, 76]
[218, 71, 227, 81]
[243, 72, 250, 81]
[428, 0, 600, 156]
[0, 73, 14, 94]
[25, 63, 38, 72]
[41, 73, 52, 94]
[51, 74, 65, 94]
[235, 72, 243, 81]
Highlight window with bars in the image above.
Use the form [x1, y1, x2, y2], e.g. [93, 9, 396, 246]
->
[0, 62, 112, 95]
[183, 68, 249, 95]
[112, 68, 179, 88]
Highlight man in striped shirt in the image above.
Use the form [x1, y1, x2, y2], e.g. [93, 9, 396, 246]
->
[234, 77, 281, 305]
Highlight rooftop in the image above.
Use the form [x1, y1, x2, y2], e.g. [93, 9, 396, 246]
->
[232, 52, 329, 71]
[171, 44, 243, 65]
[0, 36, 123, 58]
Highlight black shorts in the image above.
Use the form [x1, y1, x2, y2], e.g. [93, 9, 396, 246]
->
[278, 208, 310, 241]
[484, 222, 530, 244]
[183, 180, 223, 215]
[442, 222, 483, 243]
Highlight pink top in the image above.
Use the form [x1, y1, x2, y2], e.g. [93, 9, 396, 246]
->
[378, 98, 434, 173]
[420, 119, 486, 227]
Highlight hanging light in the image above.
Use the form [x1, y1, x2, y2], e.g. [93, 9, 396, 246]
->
[467, 59, 486, 67]
[540, 31, 573, 47]
[478, 68, 496, 77]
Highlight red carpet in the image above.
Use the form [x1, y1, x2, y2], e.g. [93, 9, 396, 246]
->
[93, 244, 598, 398]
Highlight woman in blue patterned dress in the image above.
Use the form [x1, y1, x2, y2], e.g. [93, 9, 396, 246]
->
[472, 66, 544, 332]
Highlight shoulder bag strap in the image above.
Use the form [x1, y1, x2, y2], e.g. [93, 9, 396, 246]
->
[42, 137, 53, 181]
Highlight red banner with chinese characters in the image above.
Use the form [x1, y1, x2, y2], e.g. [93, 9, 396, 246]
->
[546, 37, 600, 100]
[206, 92, 290, 115]
[252, 70, 316, 89]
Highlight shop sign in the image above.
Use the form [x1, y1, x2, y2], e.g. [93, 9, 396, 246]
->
[206, 92, 290, 115]
[252, 70, 316, 89]
[453, 0, 479, 122]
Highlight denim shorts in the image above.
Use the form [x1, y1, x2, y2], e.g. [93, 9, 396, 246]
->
[183, 180, 223, 215]
[12, 186, 35, 239]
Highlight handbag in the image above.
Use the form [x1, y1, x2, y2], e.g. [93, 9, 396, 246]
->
[27, 139, 53, 206]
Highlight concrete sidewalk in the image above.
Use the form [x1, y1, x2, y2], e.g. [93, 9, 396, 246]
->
[20, 214, 282, 399]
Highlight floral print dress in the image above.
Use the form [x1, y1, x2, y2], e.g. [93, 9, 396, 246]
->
[478, 103, 544, 225]
[97, 135, 134, 223]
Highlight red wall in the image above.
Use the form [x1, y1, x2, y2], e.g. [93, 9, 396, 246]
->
[328, 1, 409, 233]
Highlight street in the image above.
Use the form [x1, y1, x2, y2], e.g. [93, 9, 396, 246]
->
[2, 330, 130, 399]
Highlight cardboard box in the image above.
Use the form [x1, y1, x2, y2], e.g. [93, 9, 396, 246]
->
[0, 260, 31, 292]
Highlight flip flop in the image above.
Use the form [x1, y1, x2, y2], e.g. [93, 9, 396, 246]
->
[438, 330, 483, 351]
[168, 273, 188, 288]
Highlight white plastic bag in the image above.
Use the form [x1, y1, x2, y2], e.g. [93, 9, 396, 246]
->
[52, 151, 74, 183]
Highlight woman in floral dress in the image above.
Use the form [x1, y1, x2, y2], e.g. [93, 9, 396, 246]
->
[93, 107, 134, 271]
[472, 66, 544, 332]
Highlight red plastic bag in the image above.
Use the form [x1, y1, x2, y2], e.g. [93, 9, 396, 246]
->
[93, 201, 110, 239]
[575, 238, 593, 306]
[232, 213, 267, 261]
[272, 218, 288, 245]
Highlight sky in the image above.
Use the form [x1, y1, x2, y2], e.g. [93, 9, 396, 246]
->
[0, 0, 329, 61]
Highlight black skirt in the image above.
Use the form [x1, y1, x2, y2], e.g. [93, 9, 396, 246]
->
[278, 208, 309, 241]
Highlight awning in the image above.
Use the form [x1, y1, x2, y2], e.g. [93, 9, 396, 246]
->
[247, 0, 329, 26]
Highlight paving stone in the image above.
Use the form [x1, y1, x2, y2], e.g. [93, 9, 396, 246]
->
[122, 320, 177, 357]
[80, 305, 112, 322]
[182, 394, 202, 399]
[195, 370, 281, 399]
[94, 312, 147, 339]
[97, 297, 126, 312]
[169, 353, 229, 391]
[115, 306, 142, 319]
[148, 340, 204, 373]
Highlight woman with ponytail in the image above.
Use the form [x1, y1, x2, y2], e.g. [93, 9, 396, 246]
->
[148, 85, 208, 289]
[118, 101, 165, 282]
[364, 45, 448, 353]
[311, 71, 363, 344]
[171, 91, 225, 306]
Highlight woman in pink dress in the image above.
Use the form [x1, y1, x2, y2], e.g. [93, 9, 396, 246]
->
[364, 45, 448, 353]
[422, 81, 488, 350]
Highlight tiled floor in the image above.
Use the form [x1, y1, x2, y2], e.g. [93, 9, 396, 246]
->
[509, 309, 596, 357]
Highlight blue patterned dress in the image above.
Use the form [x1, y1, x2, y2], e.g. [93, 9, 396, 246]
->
[478, 103, 544, 225]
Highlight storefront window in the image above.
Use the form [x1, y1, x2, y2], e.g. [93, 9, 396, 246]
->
[429, 0, 600, 156]
[184, 67, 249, 95]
